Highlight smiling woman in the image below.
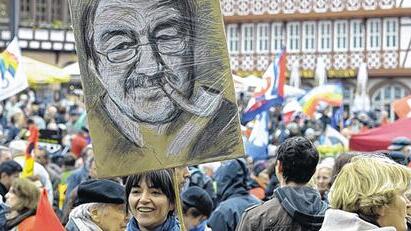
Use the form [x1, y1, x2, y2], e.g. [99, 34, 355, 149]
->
[125, 169, 180, 231]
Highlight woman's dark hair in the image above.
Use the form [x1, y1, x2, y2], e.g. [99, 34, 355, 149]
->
[125, 169, 175, 215]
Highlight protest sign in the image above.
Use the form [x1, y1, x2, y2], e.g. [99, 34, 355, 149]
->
[68, 0, 244, 177]
[0, 38, 28, 101]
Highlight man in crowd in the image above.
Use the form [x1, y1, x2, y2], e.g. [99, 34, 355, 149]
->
[0, 160, 22, 202]
[207, 159, 260, 231]
[182, 186, 213, 231]
[237, 137, 328, 230]
[65, 179, 128, 231]
[188, 166, 216, 208]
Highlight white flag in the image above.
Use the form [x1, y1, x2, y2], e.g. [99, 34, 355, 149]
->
[0, 38, 28, 101]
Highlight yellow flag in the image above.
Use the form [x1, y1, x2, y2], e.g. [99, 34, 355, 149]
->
[22, 156, 34, 177]
[58, 184, 67, 209]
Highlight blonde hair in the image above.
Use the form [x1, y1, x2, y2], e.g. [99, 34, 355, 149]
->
[10, 178, 40, 212]
[329, 156, 411, 219]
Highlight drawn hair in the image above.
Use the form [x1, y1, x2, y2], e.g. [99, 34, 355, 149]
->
[81, 0, 197, 67]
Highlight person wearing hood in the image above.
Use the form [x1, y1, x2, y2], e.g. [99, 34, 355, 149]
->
[237, 137, 328, 231]
[320, 156, 411, 231]
[207, 159, 261, 231]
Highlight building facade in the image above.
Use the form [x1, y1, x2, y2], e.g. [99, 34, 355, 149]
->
[1, 0, 411, 116]
[0, 0, 76, 67]
[222, 0, 411, 115]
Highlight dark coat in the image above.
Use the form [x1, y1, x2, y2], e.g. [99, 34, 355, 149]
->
[208, 160, 261, 231]
[236, 186, 328, 231]
[188, 167, 217, 209]
[0, 183, 7, 203]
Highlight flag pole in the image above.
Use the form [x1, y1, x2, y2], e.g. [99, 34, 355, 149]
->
[9, 0, 20, 40]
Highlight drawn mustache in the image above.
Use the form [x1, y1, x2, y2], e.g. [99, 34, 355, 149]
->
[124, 72, 163, 93]
[123, 68, 222, 117]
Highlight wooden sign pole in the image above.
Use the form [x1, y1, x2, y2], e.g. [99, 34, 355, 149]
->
[173, 168, 186, 231]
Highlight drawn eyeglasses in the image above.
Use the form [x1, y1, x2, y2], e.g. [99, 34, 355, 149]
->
[97, 36, 188, 64]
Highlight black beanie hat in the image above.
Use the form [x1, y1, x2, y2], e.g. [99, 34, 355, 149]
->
[75, 179, 125, 206]
[181, 186, 213, 217]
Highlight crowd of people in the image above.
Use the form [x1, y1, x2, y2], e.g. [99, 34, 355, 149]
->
[0, 90, 410, 231]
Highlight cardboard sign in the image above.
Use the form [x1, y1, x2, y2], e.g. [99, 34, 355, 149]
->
[68, 0, 244, 177]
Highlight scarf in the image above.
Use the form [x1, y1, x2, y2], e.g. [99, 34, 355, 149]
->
[68, 203, 103, 231]
[126, 214, 180, 231]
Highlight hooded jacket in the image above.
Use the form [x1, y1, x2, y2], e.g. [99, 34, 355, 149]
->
[237, 186, 328, 231]
[208, 159, 261, 231]
[320, 209, 396, 231]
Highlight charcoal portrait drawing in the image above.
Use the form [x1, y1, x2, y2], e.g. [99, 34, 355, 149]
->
[69, 0, 244, 177]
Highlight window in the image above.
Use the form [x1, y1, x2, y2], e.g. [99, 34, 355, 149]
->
[257, 23, 269, 53]
[383, 18, 398, 50]
[350, 20, 364, 51]
[271, 23, 284, 53]
[226, 25, 239, 54]
[343, 87, 354, 103]
[334, 21, 348, 51]
[303, 22, 316, 52]
[20, 0, 32, 21]
[241, 24, 254, 54]
[36, 0, 48, 23]
[372, 84, 406, 120]
[367, 19, 381, 50]
[318, 21, 332, 52]
[52, 0, 65, 22]
[287, 22, 300, 52]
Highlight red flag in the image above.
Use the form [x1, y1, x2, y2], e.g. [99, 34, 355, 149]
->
[33, 189, 65, 231]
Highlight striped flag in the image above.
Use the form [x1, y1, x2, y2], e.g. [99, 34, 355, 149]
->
[242, 49, 286, 123]
[245, 111, 269, 160]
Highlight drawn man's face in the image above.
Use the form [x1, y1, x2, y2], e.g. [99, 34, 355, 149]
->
[92, 0, 193, 124]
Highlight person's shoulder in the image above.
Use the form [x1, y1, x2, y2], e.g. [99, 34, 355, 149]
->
[17, 215, 36, 231]
[237, 198, 282, 231]
[243, 196, 281, 217]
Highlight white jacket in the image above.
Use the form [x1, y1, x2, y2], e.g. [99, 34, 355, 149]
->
[320, 209, 396, 231]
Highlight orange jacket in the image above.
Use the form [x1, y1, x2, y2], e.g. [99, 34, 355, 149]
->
[17, 215, 36, 231]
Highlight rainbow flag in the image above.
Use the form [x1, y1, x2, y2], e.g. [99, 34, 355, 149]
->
[0, 38, 28, 101]
[0, 50, 19, 80]
[299, 84, 343, 117]
[242, 49, 286, 123]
